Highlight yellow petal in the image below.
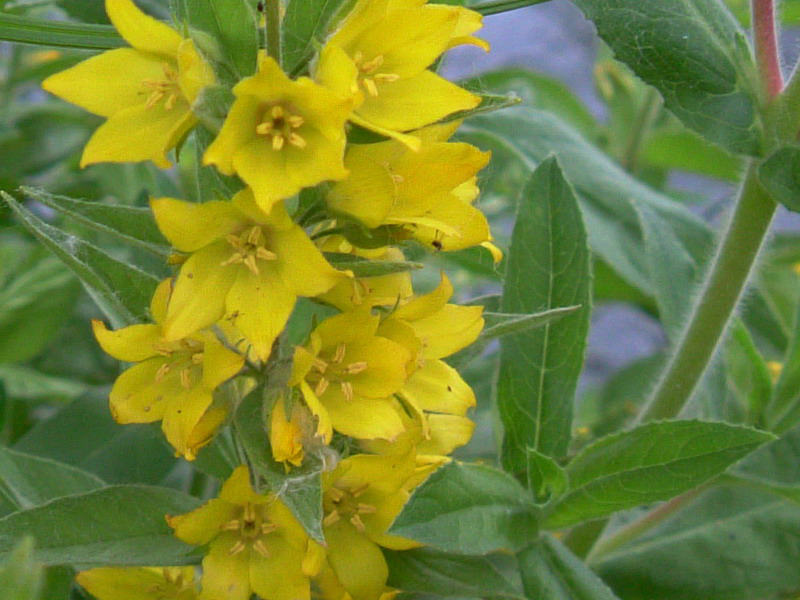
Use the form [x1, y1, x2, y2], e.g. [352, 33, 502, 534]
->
[108, 358, 173, 423]
[149, 278, 173, 324]
[270, 400, 305, 467]
[203, 95, 261, 176]
[163, 241, 238, 341]
[445, 6, 490, 51]
[199, 535, 252, 600]
[400, 359, 475, 416]
[42, 49, 166, 118]
[349, 112, 421, 151]
[342, 338, 411, 398]
[106, 0, 182, 57]
[315, 43, 361, 101]
[332, 453, 416, 496]
[77, 567, 197, 600]
[300, 380, 333, 443]
[409, 303, 484, 359]
[419, 413, 475, 456]
[232, 138, 303, 213]
[151, 197, 245, 252]
[176, 39, 215, 103]
[271, 222, 346, 297]
[225, 263, 296, 362]
[302, 541, 327, 577]
[81, 103, 195, 168]
[161, 389, 214, 459]
[168, 498, 237, 545]
[200, 332, 245, 389]
[326, 520, 388, 600]
[315, 307, 379, 348]
[322, 388, 405, 440]
[393, 273, 453, 321]
[249, 537, 311, 600]
[355, 70, 478, 133]
[233, 54, 294, 101]
[91, 319, 160, 362]
[184, 407, 228, 461]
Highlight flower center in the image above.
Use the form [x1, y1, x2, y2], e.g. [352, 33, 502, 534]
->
[147, 569, 196, 600]
[220, 502, 278, 557]
[307, 343, 368, 401]
[256, 104, 307, 151]
[323, 484, 377, 532]
[151, 338, 205, 391]
[353, 51, 400, 97]
[221, 225, 278, 276]
[141, 62, 182, 110]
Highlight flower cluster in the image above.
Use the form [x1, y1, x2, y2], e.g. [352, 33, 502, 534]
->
[45, 0, 498, 598]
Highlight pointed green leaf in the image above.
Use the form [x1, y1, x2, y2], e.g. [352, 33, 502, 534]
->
[526, 449, 568, 504]
[20, 187, 169, 257]
[441, 92, 521, 124]
[283, 0, 353, 75]
[767, 300, 800, 433]
[0, 13, 122, 50]
[385, 547, 524, 600]
[0, 365, 85, 403]
[517, 535, 621, 600]
[546, 420, 774, 528]
[483, 306, 581, 341]
[0, 447, 105, 511]
[389, 462, 538, 555]
[3, 193, 160, 327]
[323, 252, 424, 277]
[496, 156, 592, 481]
[471, 0, 552, 15]
[0, 486, 201, 568]
[759, 145, 800, 212]
[569, 0, 761, 155]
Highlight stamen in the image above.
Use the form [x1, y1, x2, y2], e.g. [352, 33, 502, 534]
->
[350, 513, 366, 532]
[272, 134, 285, 151]
[288, 115, 305, 128]
[323, 510, 341, 526]
[351, 484, 369, 498]
[256, 247, 278, 261]
[256, 122, 273, 135]
[332, 344, 347, 364]
[247, 226, 262, 245]
[341, 381, 354, 402]
[220, 519, 241, 531]
[191, 352, 204, 364]
[229, 540, 246, 556]
[244, 255, 260, 275]
[220, 254, 245, 267]
[363, 78, 379, 97]
[344, 362, 368, 375]
[271, 105, 285, 119]
[375, 73, 400, 83]
[180, 369, 192, 389]
[253, 540, 271, 557]
[154, 363, 171, 382]
[289, 133, 307, 149]
[227, 233, 244, 248]
[357, 503, 377, 514]
[313, 358, 329, 373]
[314, 377, 330, 397]
[327, 487, 345, 502]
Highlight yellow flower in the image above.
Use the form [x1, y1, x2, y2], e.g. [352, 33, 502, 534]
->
[317, 565, 400, 600]
[93, 279, 244, 460]
[151, 189, 347, 361]
[269, 398, 306, 468]
[327, 123, 493, 253]
[76, 567, 198, 600]
[204, 54, 352, 215]
[42, 0, 214, 168]
[169, 466, 321, 600]
[321, 453, 420, 600]
[290, 307, 411, 442]
[315, 0, 485, 148]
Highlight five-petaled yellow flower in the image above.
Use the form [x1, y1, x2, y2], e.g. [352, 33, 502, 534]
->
[76, 567, 199, 600]
[316, 0, 486, 148]
[42, 0, 214, 168]
[169, 466, 323, 600]
[321, 453, 420, 600]
[291, 307, 411, 442]
[205, 54, 352, 214]
[327, 123, 494, 254]
[92, 279, 244, 460]
[151, 188, 348, 361]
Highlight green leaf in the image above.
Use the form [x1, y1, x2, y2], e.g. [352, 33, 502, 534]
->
[496, 156, 592, 480]
[442, 92, 521, 124]
[388, 462, 538, 555]
[192, 85, 236, 135]
[20, 187, 170, 258]
[595, 487, 800, 600]
[546, 420, 774, 528]
[758, 145, 800, 212]
[635, 201, 700, 342]
[569, 0, 761, 155]
[730, 423, 800, 502]
[526, 449, 568, 504]
[0, 538, 43, 600]
[642, 129, 742, 181]
[517, 535, 621, 600]
[323, 252, 424, 277]
[0, 14, 122, 50]
[0, 486, 201, 568]
[723, 319, 772, 425]
[470, 0, 551, 15]
[2, 192, 159, 327]
[384, 547, 524, 600]
[185, 0, 259, 81]
[15, 396, 177, 486]
[283, 0, 353, 75]
[767, 299, 800, 433]
[0, 365, 85, 403]
[234, 379, 325, 543]
[0, 447, 105, 511]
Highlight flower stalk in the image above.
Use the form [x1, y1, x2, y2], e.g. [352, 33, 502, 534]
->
[264, 0, 281, 65]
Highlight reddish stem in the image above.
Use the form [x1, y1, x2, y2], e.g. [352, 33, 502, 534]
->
[753, 0, 784, 98]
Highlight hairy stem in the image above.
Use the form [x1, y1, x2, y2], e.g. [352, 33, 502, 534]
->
[753, 0, 784, 99]
[265, 0, 282, 65]
[637, 162, 777, 422]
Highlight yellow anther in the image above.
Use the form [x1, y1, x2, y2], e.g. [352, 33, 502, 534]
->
[154, 363, 171, 382]
[180, 369, 192, 389]
[191, 352, 204, 364]
[220, 254, 245, 268]
[328, 487, 345, 502]
[350, 513, 366, 533]
[289, 133, 307, 148]
[362, 77, 379, 97]
[332, 344, 347, 364]
[375, 73, 400, 83]
[220, 519, 241, 531]
[313, 358, 329, 373]
[288, 115, 305, 128]
[390, 173, 405, 185]
[164, 93, 178, 110]
[272, 134, 285, 151]
[256, 247, 278, 261]
[247, 226, 262, 245]
[253, 539, 271, 557]
[229, 540, 246, 556]
[244, 254, 260, 275]
[323, 510, 341, 527]
[315, 377, 330, 397]
[261, 522, 278, 534]
[351, 483, 369, 498]
[271, 105, 285, 119]
[357, 503, 377, 514]
[344, 362, 368, 375]
[256, 122, 273, 135]
[341, 381, 354, 402]
[226, 233, 244, 248]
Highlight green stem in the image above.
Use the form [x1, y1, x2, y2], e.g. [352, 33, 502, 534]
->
[265, 0, 281, 65]
[621, 88, 660, 173]
[637, 162, 777, 422]
[586, 486, 706, 565]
